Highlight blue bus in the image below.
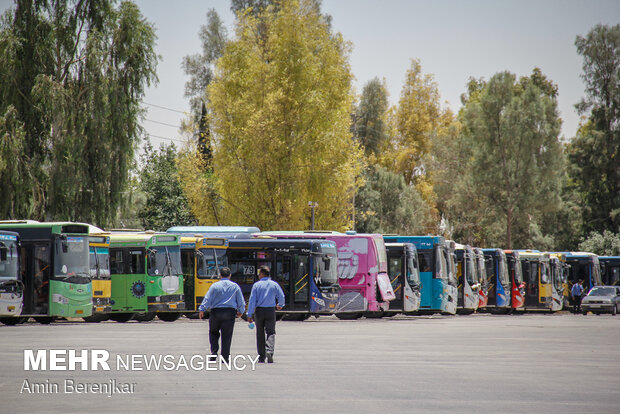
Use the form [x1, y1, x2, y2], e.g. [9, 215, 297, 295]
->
[383, 236, 457, 315]
[563, 252, 602, 294]
[599, 256, 620, 286]
[481, 248, 511, 311]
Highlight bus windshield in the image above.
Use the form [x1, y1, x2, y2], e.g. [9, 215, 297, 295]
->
[89, 247, 110, 280]
[0, 238, 19, 278]
[373, 236, 388, 269]
[197, 248, 228, 279]
[148, 245, 182, 276]
[514, 259, 523, 284]
[466, 256, 477, 285]
[498, 257, 509, 286]
[407, 253, 420, 286]
[435, 246, 448, 280]
[54, 236, 90, 282]
[318, 247, 338, 286]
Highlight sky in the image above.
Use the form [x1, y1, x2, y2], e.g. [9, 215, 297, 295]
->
[2, 0, 620, 149]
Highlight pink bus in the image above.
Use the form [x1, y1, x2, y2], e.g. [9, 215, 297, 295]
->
[259, 231, 395, 319]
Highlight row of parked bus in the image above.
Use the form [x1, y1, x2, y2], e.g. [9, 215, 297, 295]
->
[0, 221, 616, 325]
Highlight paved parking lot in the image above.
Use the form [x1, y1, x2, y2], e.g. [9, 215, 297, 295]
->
[1, 313, 619, 413]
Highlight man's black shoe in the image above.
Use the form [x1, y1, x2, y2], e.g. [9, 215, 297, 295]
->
[266, 353, 273, 363]
[258, 358, 265, 363]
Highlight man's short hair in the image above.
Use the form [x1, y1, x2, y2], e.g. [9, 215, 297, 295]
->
[220, 267, 231, 278]
[258, 265, 270, 277]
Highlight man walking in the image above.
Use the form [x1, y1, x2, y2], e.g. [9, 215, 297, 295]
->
[199, 267, 245, 362]
[247, 266, 285, 363]
[571, 280, 584, 313]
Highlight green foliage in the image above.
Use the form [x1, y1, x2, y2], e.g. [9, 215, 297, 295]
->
[569, 24, 620, 235]
[578, 230, 620, 256]
[0, 0, 158, 227]
[205, 0, 363, 230]
[355, 166, 432, 235]
[181, 9, 228, 115]
[354, 77, 389, 157]
[445, 70, 564, 249]
[138, 143, 196, 231]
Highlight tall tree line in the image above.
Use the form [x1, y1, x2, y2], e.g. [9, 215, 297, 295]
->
[0, 0, 157, 227]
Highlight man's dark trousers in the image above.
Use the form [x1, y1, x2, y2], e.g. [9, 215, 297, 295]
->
[209, 308, 236, 361]
[255, 306, 276, 359]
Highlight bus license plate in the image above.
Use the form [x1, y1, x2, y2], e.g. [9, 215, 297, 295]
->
[170, 304, 177, 309]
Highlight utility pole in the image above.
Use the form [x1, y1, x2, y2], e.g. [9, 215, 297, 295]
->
[308, 201, 318, 230]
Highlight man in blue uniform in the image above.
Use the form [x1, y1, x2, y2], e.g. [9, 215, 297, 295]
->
[247, 265, 285, 363]
[199, 267, 245, 362]
[571, 280, 584, 313]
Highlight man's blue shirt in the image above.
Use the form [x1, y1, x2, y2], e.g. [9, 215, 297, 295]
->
[571, 283, 584, 297]
[247, 277, 285, 318]
[198, 278, 245, 313]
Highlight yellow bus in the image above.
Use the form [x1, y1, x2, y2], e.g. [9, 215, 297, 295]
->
[519, 251, 553, 311]
[83, 233, 111, 322]
[179, 236, 228, 317]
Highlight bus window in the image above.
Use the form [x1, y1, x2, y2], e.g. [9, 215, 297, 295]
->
[389, 256, 403, 292]
[128, 250, 145, 274]
[110, 249, 124, 274]
[498, 257, 509, 286]
[541, 263, 549, 283]
[435, 247, 448, 280]
[197, 249, 227, 279]
[418, 251, 432, 273]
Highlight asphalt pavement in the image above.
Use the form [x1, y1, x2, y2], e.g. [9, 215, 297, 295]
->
[1, 312, 619, 413]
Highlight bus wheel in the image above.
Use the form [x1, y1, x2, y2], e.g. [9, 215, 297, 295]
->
[184, 312, 201, 319]
[157, 312, 181, 322]
[612, 306, 617, 316]
[282, 314, 308, 321]
[365, 311, 384, 319]
[336, 313, 362, 320]
[0, 317, 23, 326]
[82, 314, 107, 323]
[134, 312, 156, 322]
[275, 313, 284, 321]
[109, 313, 134, 323]
[34, 317, 54, 324]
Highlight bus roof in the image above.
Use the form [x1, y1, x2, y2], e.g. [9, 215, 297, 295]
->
[228, 238, 336, 251]
[110, 233, 179, 245]
[179, 236, 228, 249]
[382, 235, 445, 249]
[167, 226, 260, 234]
[0, 221, 91, 238]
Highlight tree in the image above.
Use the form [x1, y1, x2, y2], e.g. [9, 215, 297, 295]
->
[354, 77, 389, 157]
[355, 166, 433, 235]
[391, 59, 454, 185]
[181, 9, 228, 116]
[460, 70, 564, 248]
[138, 143, 196, 231]
[579, 230, 620, 256]
[0, 0, 158, 227]
[202, 0, 363, 230]
[569, 24, 620, 235]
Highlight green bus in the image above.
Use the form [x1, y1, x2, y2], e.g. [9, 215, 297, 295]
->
[108, 232, 184, 322]
[0, 221, 92, 324]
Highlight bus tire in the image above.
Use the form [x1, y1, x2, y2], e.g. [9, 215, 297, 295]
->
[365, 311, 385, 318]
[157, 312, 181, 322]
[282, 313, 308, 321]
[612, 306, 617, 316]
[336, 313, 362, 320]
[0, 317, 23, 326]
[185, 312, 201, 319]
[109, 313, 134, 323]
[133, 312, 156, 322]
[34, 317, 54, 324]
[275, 313, 284, 321]
[82, 314, 107, 323]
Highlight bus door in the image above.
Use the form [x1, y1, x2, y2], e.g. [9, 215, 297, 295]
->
[524, 260, 539, 307]
[180, 248, 195, 311]
[388, 253, 404, 310]
[274, 253, 292, 308]
[21, 243, 51, 315]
